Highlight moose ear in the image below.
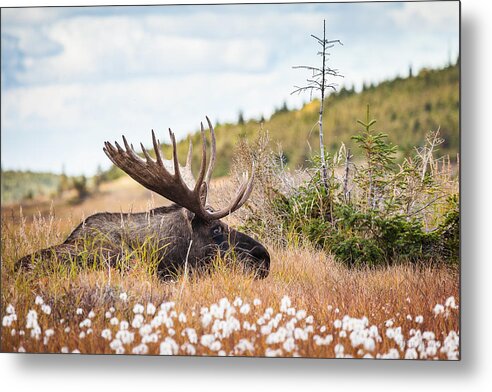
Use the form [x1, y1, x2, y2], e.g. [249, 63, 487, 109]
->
[183, 208, 195, 222]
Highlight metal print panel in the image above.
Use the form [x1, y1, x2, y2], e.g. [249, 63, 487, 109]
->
[1, 1, 460, 359]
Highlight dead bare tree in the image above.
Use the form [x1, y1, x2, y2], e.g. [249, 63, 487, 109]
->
[291, 19, 343, 189]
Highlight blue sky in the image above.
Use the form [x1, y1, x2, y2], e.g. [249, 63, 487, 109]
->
[1, 1, 459, 175]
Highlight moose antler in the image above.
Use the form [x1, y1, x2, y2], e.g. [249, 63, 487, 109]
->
[103, 116, 254, 221]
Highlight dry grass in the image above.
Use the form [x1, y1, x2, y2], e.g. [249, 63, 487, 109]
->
[1, 184, 459, 358]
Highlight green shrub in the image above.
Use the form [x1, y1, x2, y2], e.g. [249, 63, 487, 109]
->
[244, 106, 459, 268]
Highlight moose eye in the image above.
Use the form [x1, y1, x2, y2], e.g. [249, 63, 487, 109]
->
[212, 226, 223, 236]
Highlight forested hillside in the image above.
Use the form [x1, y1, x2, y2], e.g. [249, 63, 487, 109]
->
[1, 170, 65, 204]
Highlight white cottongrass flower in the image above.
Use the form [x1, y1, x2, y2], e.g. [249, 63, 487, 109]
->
[101, 329, 112, 340]
[282, 337, 296, 352]
[381, 348, 400, 359]
[314, 334, 333, 346]
[119, 292, 128, 301]
[142, 333, 159, 344]
[294, 327, 309, 341]
[119, 320, 129, 330]
[305, 315, 314, 324]
[79, 318, 91, 328]
[339, 331, 347, 338]
[133, 303, 144, 314]
[139, 324, 152, 337]
[18, 346, 26, 353]
[386, 328, 395, 339]
[415, 315, 424, 324]
[234, 339, 255, 354]
[243, 321, 257, 331]
[233, 297, 243, 307]
[333, 319, 342, 329]
[261, 324, 273, 335]
[253, 298, 261, 306]
[181, 343, 196, 355]
[61, 347, 69, 353]
[265, 348, 283, 357]
[295, 310, 307, 320]
[385, 319, 394, 327]
[116, 330, 134, 344]
[132, 314, 144, 329]
[110, 339, 123, 351]
[441, 330, 460, 360]
[280, 296, 291, 313]
[423, 331, 436, 341]
[35, 296, 44, 305]
[320, 326, 327, 333]
[79, 331, 86, 339]
[200, 334, 216, 348]
[201, 312, 213, 328]
[218, 350, 226, 356]
[41, 304, 51, 315]
[334, 344, 345, 357]
[110, 317, 119, 326]
[178, 312, 187, 323]
[88, 310, 95, 319]
[76, 308, 83, 315]
[31, 326, 41, 340]
[64, 327, 70, 333]
[265, 327, 288, 344]
[405, 348, 419, 359]
[182, 328, 198, 344]
[132, 343, 149, 355]
[2, 314, 16, 327]
[6, 304, 15, 314]
[240, 304, 251, 315]
[160, 337, 179, 355]
[363, 337, 376, 352]
[209, 341, 222, 351]
[105, 311, 112, 319]
[433, 304, 445, 315]
[445, 296, 458, 309]
[26, 310, 39, 329]
[146, 303, 156, 315]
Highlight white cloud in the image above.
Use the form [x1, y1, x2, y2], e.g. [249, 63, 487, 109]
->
[6, 10, 324, 87]
[390, 2, 459, 32]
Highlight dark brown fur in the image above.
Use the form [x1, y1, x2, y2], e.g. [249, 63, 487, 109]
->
[17, 204, 270, 279]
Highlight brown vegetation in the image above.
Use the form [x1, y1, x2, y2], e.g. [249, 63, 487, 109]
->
[1, 177, 459, 358]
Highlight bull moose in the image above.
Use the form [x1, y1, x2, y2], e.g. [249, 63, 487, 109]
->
[17, 117, 270, 279]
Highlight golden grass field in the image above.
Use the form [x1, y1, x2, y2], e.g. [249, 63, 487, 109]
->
[1, 177, 460, 359]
